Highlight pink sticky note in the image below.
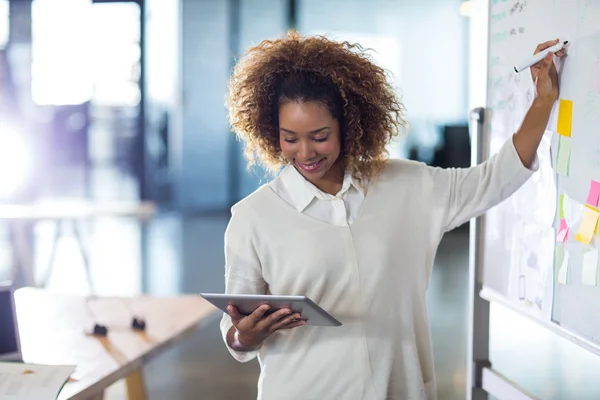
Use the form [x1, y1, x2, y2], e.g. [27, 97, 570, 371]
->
[557, 219, 569, 242]
[585, 180, 600, 207]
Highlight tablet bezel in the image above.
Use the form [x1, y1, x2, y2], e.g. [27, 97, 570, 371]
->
[200, 293, 342, 327]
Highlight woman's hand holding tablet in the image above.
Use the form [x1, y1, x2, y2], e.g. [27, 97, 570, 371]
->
[227, 304, 307, 349]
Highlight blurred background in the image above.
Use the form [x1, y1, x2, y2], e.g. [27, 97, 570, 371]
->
[1, 0, 599, 399]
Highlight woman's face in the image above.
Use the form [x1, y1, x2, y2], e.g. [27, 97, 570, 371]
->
[279, 101, 342, 190]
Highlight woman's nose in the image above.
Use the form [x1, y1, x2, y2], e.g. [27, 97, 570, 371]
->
[299, 141, 316, 160]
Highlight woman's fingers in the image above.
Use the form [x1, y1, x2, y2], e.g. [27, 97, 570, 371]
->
[227, 305, 244, 325]
[277, 319, 309, 330]
[268, 313, 303, 332]
[538, 52, 553, 81]
[534, 38, 559, 55]
[256, 308, 292, 331]
[229, 304, 308, 335]
[248, 304, 272, 325]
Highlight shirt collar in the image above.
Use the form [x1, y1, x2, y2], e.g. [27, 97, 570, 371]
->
[278, 164, 365, 213]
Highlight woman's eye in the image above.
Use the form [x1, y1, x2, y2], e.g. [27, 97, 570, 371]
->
[284, 139, 297, 143]
[313, 137, 327, 143]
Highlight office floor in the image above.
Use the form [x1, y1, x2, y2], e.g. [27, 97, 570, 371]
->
[2, 213, 600, 399]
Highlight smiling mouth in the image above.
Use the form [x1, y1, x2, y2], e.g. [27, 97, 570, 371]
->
[296, 158, 325, 172]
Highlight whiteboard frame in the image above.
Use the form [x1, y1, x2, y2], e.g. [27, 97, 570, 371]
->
[467, 107, 491, 400]
[480, 286, 600, 357]
[481, 368, 539, 400]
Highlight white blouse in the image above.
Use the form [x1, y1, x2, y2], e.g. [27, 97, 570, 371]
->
[220, 137, 536, 400]
[269, 164, 366, 226]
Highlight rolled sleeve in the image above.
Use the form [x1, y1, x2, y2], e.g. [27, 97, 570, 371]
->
[435, 135, 536, 232]
[220, 204, 267, 363]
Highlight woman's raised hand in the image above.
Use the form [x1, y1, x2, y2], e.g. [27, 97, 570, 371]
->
[530, 39, 567, 106]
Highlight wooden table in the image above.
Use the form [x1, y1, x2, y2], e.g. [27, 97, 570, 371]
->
[14, 288, 218, 400]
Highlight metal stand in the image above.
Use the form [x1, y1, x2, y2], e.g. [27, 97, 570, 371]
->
[466, 108, 541, 400]
[467, 107, 491, 400]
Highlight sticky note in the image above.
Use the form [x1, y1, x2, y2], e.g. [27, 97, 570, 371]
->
[575, 205, 600, 245]
[556, 136, 571, 175]
[556, 218, 569, 242]
[556, 247, 569, 284]
[555, 246, 564, 280]
[585, 180, 600, 208]
[557, 99, 573, 137]
[582, 248, 599, 286]
[559, 194, 566, 218]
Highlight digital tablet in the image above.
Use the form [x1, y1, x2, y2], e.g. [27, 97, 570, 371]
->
[200, 293, 342, 327]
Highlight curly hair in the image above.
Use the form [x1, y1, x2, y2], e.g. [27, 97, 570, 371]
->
[226, 31, 406, 182]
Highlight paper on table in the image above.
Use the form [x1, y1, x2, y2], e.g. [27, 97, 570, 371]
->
[556, 136, 571, 175]
[557, 99, 573, 137]
[585, 180, 600, 208]
[556, 246, 569, 284]
[582, 248, 599, 286]
[556, 218, 569, 242]
[0, 362, 74, 400]
[575, 206, 600, 245]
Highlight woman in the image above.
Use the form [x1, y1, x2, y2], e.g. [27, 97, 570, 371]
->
[220, 32, 565, 399]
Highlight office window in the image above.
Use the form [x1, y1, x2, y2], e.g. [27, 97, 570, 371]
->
[0, 0, 8, 49]
[31, 0, 140, 106]
[31, 0, 94, 105]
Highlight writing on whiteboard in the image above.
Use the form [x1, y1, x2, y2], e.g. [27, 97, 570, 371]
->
[491, 27, 525, 42]
[491, 11, 507, 22]
[492, 30, 508, 43]
[510, 0, 528, 14]
[493, 76, 503, 88]
[510, 27, 526, 36]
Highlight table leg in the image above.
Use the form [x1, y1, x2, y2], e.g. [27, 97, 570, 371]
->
[72, 220, 95, 294]
[125, 369, 147, 400]
[40, 219, 63, 287]
[87, 391, 105, 400]
[10, 220, 36, 287]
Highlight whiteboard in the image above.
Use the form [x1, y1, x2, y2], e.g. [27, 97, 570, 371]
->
[483, 0, 600, 349]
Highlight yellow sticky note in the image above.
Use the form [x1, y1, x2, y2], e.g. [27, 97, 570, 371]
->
[575, 205, 600, 245]
[582, 249, 599, 286]
[559, 194, 566, 218]
[557, 99, 573, 137]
